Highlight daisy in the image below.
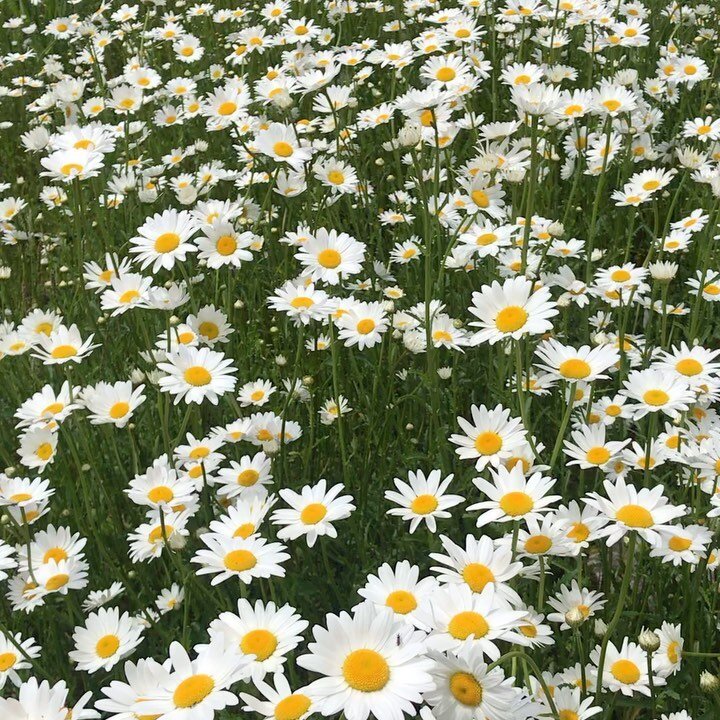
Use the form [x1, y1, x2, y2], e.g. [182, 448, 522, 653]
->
[196, 221, 255, 268]
[187, 305, 234, 346]
[534, 339, 619, 382]
[652, 622, 684, 678]
[17, 427, 59, 472]
[158, 346, 237, 405]
[467, 464, 560, 528]
[356, 561, 437, 624]
[0, 540, 16, 581]
[385, 469, 464, 533]
[215, 452, 273, 500]
[132, 639, 251, 720]
[96, 658, 171, 720]
[430, 534, 522, 601]
[583, 477, 687, 545]
[256, 123, 312, 169]
[100, 274, 153, 316]
[238, 379, 276, 408]
[337, 301, 389, 349]
[295, 228, 366, 285]
[40, 148, 104, 182]
[547, 581, 606, 630]
[425, 642, 520, 720]
[206, 599, 308, 680]
[417, 584, 526, 658]
[467, 277, 557, 345]
[81, 381, 146, 427]
[653, 343, 720, 385]
[191, 532, 290, 585]
[83, 582, 126, 612]
[69, 607, 144, 673]
[563, 424, 630, 470]
[554, 501, 608, 553]
[592, 639, 664, 696]
[268, 281, 330, 325]
[271, 480, 355, 547]
[129, 209, 199, 272]
[126, 461, 197, 511]
[622, 369, 695, 419]
[650, 525, 712, 566]
[155, 584, 185, 614]
[0, 677, 72, 720]
[297, 602, 433, 720]
[33, 324, 97, 365]
[14, 382, 78, 429]
[240, 672, 318, 720]
[550, 687, 602, 720]
[449, 404, 527, 470]
[0, 632, 40, 689]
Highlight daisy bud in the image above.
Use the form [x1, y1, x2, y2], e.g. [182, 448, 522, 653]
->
[701, 671, 720, 691]
[302, 376, 314, 386]
[234, 300, 244, 309]
[638, 629, 660, 652]
[169, 315, 179, 326]
[594, 619, 608, 637]
[275, 355, 287, 366]
[649, 261, 678, 281]
[565, 607, 585, 628]
[591, 249, 603, 261]
[81, 463, 91, 472]
[375, 158, 385, 166]
[405, 423, 414, 431]
[130, 369, 145, 384]
[437, 367, 452, 379]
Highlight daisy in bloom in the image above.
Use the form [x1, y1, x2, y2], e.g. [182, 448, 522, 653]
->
[336, 301, 389, 349]
[534, 339, 619, 383]
[215, 451, 273, 499]
[0, 540, 16, 581]
[550, 687, 602, 720]
[96, 657, 173, 718]
[240, 673, 318, 720]
[0, 677, 73, 720]
[563, 424, 630, 470]
[417, 584, 527, 658]
[297, 602, 433, 720]
[430, 534, 523, 602]
[468, 276, 557, 345]
[622, 369, 695, 419]
[467, 464, 560, 528]
[268, 281, 330, 325]
[554, 501, 609, 554]
[238, 379, 276, 408]
[40, 148, 104, 182]
[514, 516, 575, 559]
[592, 638, 664, 696]
[100, 273, 153, 316]
[84, 582, 126, 612]
[196, 221, 255, 269]
[69, 607, 144, 673]
[584, 478, 687, 546]
[206, 599, 308, 681]
[651, 524, 712, 565]
[80, 381, 146, 427]
[425, 642, 521, 720]
[14, 382, 78, 429]
[653, 343, 720, 386]
[126, 461, 197, 511]
[295, 228, 366, 285]
[449, 404, 527, 470]
[652, 622, 684, 678]
[129, 209, 199, 272]
[158, 346, 237, 405]
[271, 480, 355, 547]
[131, 639, 251, 720]
[547, 580, 606, 630]
[356, 561, 437, 624]
[32, 324, 98, 365]
[0, 632, 40, 689]
[385, 469, 464, 533]
[255, 123, 312, 169]
[191, 532, 290, 585]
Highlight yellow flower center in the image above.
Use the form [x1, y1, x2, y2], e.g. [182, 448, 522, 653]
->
[96, 634, 120, 659]
[643, 389, 669, 406]
[36, 443, 54, 460]
[224, 549, 257, 572]
[462, 563, 495, 592]
[357, 318, 376, 335]
[51, 345, 77, 359]
[43, 547, 67, 563]
[602, 99, 621, 112]
[0, 652, 17, 672]
[173, 674, 215, 708]
[410, 494, 439, 515]
[274, 693, 312, 720]
[610, 659, 640, 684]
[449, 671, 483, 706]
[342, 649, 390, 692]
[448, 611, 489, 640]
[495, 306, 528, 333]
[273, 141, 294, 157]
[217, 101, 237, 116]
[586, 447, 610, 465]
[184, 366, 211, 386]
[148, 486, 174, 504]
[474, 431, 502, 455]
[668, 536, 692, 552]
[676, 358, 702, 376]
[317, 248, 342, 268]
[559, 711, 579, 720]
[642, 180, 660, 191]
[385, 590, 417, 614]
[525, 534, 552, 554]
[46, 573, 70, 591]
[300, 502, 327, 525]
[327, 170, 345, 185]
[667, 641, 680, 663]
[241, 629, 278, 661]
[559, 359, 591, 379]
[110, 401, 130, 419]
[616, 504, 653, 528]
[60, 163, 83, 176]
[704, 284, 720, 295]
[216, 235, 237, 256]
[499, 491, 534, 516]
[567, 522, 590, 542]
[471, 189, 490, 208]
[154, 232, 181, 253]
[436, 67, 456, 82]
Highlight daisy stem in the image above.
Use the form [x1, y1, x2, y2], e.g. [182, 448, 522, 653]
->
[19, 508, 39, 586]
[520, 114, 539, 275]
[513, 340, 540, 459]
[646, 650, 656, 715]
[329, 321, 350, 488]
[537, 556, 546, 609]
[573, 626, 588, 700]
[549, 382, 576, 470]
[486, 649, 559, 719]
[593, 531, 637, 702]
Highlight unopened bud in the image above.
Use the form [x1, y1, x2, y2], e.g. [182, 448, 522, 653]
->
[565, 607, 585, 628]
[594, 618, 608, 637]
[700, 671, 720, 691]
[638, 629, 660, 652]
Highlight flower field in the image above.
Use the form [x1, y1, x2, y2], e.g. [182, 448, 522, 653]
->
[1, 0, 720, 719]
